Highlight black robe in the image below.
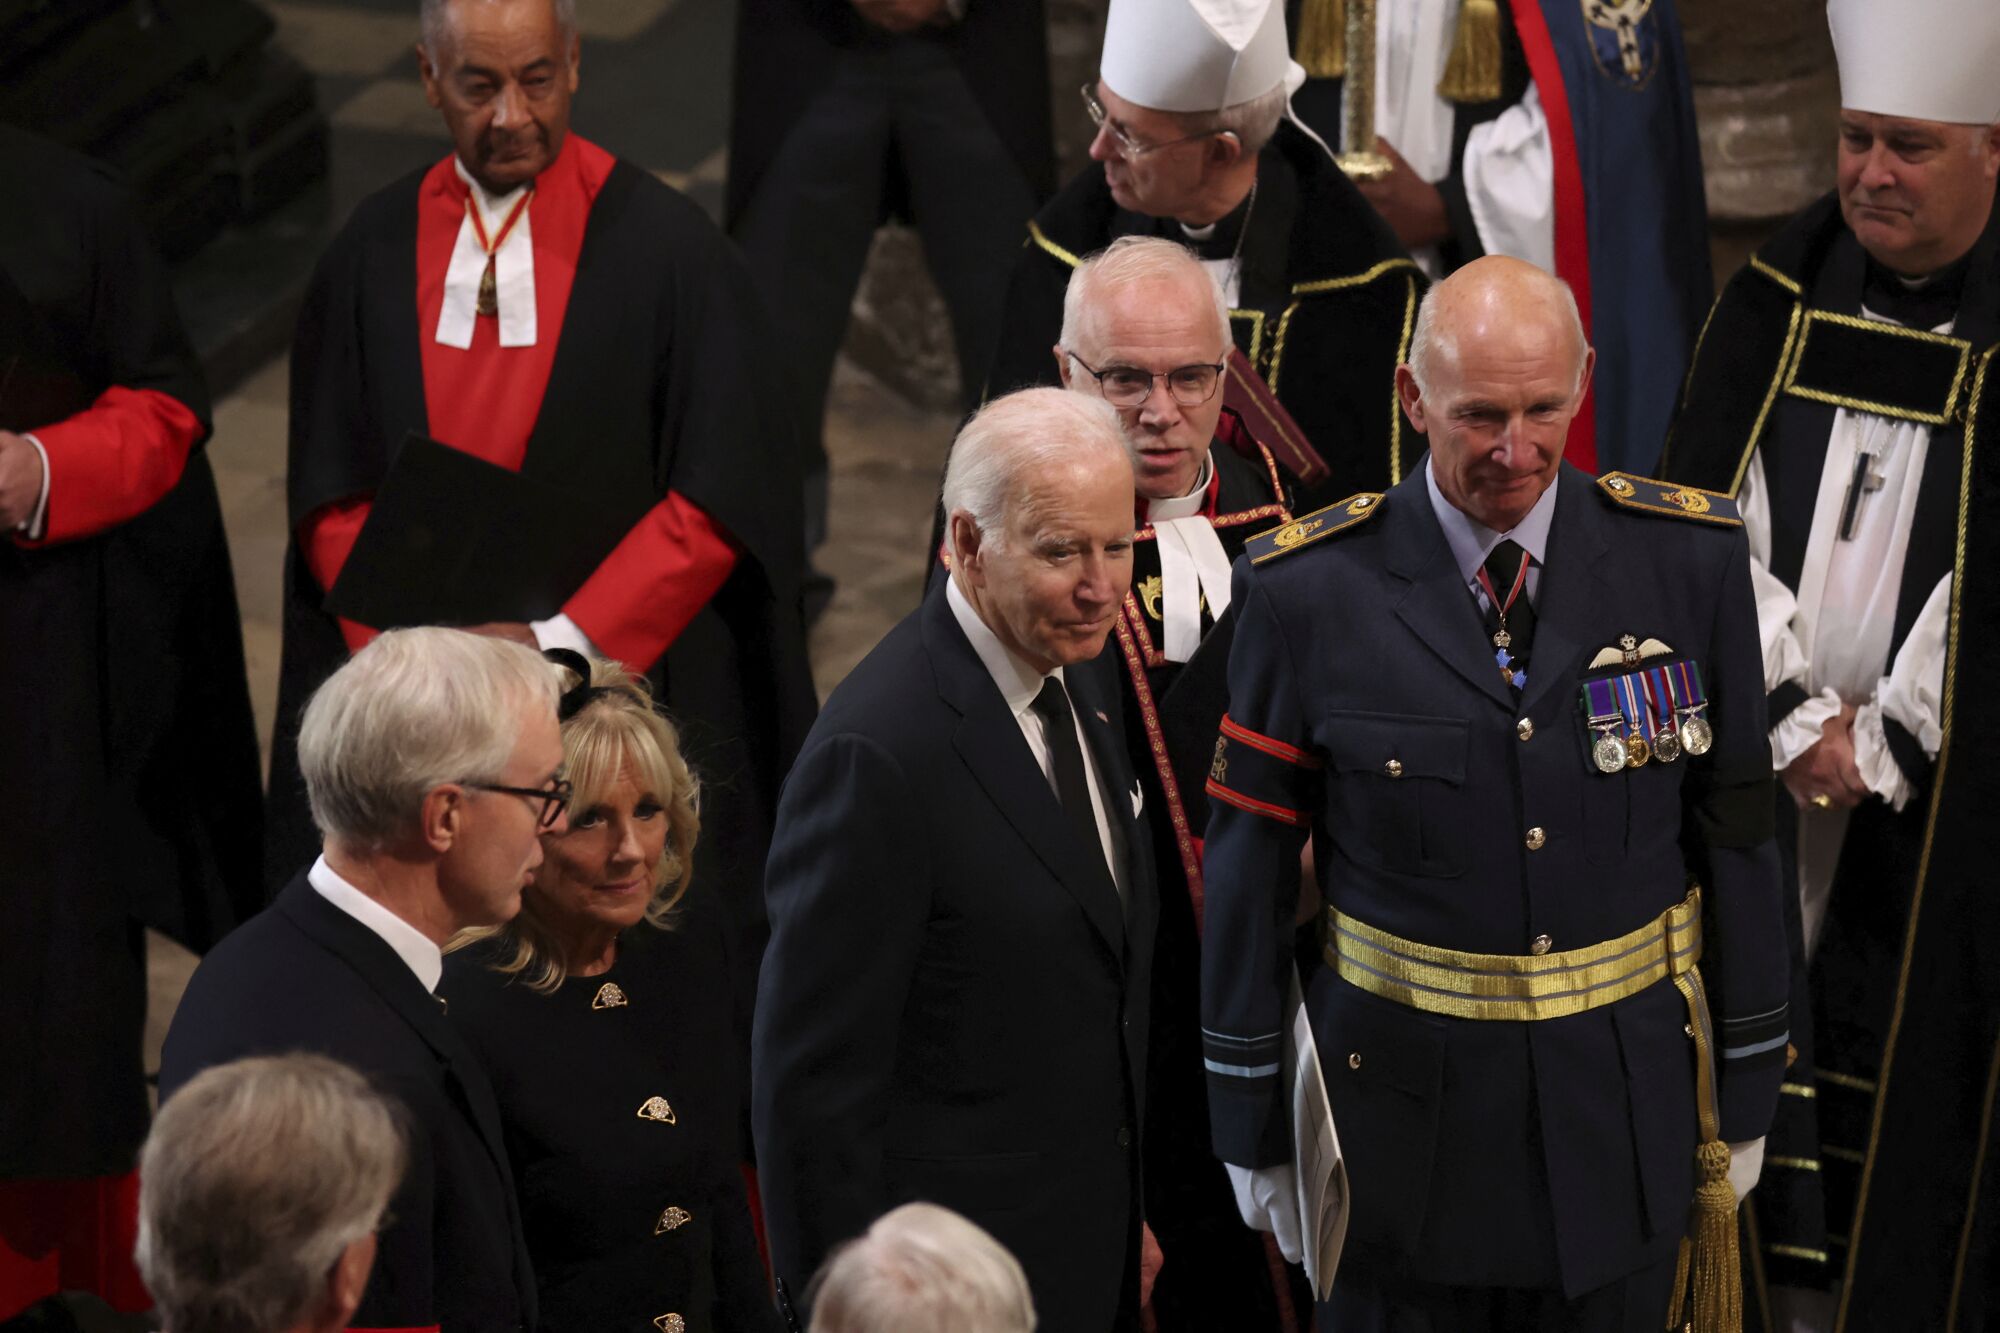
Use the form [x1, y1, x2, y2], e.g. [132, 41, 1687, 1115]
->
[1104, 425, 1307, 1331]
[269, 155, 818, 1014]
[724, 0, 1054, 229]
[1660, 191, 2000, 1330]
[984, 122, 1423, 510]
[0, 126, 263, 1180]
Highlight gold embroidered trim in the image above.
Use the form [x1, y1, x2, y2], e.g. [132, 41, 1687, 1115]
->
[1290, 256, 1424, 295]
[1732, 301, 1805, 496]
[1781, 309, 1973, 426]
[1950, 946, 2000, 1319]
[1232, 308, 1268, 366]
[1026, 220, 1082, 269]
[1750, 255, 1803, 296]
[1816, 1068, 1877, 1093]
[1324, 891, 1700, 1021]
[1779, 1081, 1817, 1098]
[1768, 1155, 1821, 1172]
[1765, 1243, 1830, 1264]
[1391, 274, 1419, 485]
[1824, 1145, 1866, 1165]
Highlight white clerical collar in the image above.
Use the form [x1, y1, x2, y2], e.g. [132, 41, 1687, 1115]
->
[1425, 457, 1560, 586]
[1180, 219, 1218, 243]
[1144, 452, 1215, 523]
[308, 854, 444, 992]
[946, 574, 1060, 720]
[436, 156, 538, 350]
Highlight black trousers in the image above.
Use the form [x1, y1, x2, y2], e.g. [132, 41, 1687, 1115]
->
[730, 35, 1036, 551]
[1324, 1245, 1684, 1333]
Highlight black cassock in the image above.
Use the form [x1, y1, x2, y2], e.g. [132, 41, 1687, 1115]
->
[984, 121, 1423, 510]
[270, 158, 818, 1004]
[0, 125, 262, 1179]
[1661, 192, 2000, 1329]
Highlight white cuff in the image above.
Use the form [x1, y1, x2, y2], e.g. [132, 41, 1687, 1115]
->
[531, 612, 602, 660]
[16, 432, 50, 540]
[1851, 699, 1912, 812]
[1727, 1137, 1766, 1201]
[1770, 688, 1842, 771]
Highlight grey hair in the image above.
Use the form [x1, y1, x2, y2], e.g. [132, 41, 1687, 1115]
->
[1058, 235, 1231, 358]
[298, 626, 559, 850]
[1181, 82, 1290, 157]
[941, 387, 1129, 561]
[809, 1203, 1038, 1333]
[136, 1054, 407, 1333]
[1406, 270, 1589, 397]
[420, 0, 578, 54]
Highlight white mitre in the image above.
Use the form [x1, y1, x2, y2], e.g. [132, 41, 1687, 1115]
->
[1100, 0, 1305, 113]
[1828, 0, 2000, 125]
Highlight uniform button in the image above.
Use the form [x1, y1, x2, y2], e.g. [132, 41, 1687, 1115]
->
[1117, 1126, 1133, 1148]
[1384, 759, 1404, 778]
[1516, 717, 1534, 742]
[1347, 1052, 1362, 1070]
[1530, 934, 1552, 955]
[1525, 827, 1546, 851]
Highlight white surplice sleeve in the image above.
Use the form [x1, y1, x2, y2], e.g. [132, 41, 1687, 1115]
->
[1853, 573, 1950, 811]
[1461, 83, 1555, 274]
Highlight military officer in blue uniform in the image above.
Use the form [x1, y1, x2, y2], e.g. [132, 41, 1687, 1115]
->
[1199, 256, 1789, 1330]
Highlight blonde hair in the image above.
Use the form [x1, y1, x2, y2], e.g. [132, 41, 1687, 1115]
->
[454, 658, 701, 992]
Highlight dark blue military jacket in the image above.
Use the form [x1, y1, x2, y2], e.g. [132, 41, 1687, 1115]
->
[1199, 463, 1787, 1297]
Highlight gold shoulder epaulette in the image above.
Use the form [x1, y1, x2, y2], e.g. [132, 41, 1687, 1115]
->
[1247, 493, 1384, 564]
[1596, 472, 1741, 527]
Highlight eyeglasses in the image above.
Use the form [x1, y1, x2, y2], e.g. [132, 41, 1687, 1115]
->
[463, 777, 573, 830]
[1066, 352, 1226, 408]
[1080, 83, 1227, 158]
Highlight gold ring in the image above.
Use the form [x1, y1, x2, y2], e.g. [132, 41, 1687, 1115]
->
[1811, 793, 1833, 810]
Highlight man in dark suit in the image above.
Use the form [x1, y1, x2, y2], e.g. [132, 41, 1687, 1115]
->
[754, 387, 1158, 1333]
[160, 627, 564, 1333]
[1200, 257, 1790, 1329]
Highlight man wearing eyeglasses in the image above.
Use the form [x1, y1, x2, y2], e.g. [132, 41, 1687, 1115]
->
[162, 627, 563, 1333]
[1056, 235, 1306, 1330]
[986, 0, 1421, 511]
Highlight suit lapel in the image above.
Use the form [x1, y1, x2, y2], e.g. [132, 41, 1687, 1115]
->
[923, 588, 1127, 958]
[279, 879, 515, 1183]
[1384, 472, 1516, 711]
[1519, 467, 1614, 717]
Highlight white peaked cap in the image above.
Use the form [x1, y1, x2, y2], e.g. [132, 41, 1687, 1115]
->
[1099, 0, 1304, 114]
[1829, 0, 2000, 126]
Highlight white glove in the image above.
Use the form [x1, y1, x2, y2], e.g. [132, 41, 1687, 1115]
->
[1727, 1137, 1766, 1201]
[1225, 1162, 1303, 1263]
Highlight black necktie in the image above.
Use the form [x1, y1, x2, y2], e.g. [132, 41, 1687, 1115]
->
[1030, 678, 1113, 887]
[1482, 538, 1536, 670]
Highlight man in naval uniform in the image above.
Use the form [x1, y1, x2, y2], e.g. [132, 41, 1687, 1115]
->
[1660, 0, 2000, 1324]
[1284, 0, 1712, 473]
[268, 0, 816, 1005]
[984, 0, 1421, 509]
[1055, 236, 1305, 1330]
[1203, 256, 1787, 1329]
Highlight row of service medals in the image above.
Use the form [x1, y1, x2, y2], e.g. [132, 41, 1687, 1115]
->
[1581, 648, 1713, 774]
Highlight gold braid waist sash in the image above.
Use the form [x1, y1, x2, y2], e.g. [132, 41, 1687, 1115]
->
[1323, 890, 1703, 1022]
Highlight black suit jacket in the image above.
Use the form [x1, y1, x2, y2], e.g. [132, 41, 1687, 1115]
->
[753, 581, 1157, 1333]
[159, 874, 538, 1332]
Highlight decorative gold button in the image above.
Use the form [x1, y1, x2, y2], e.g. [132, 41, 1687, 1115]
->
[654, 1315, 686, 1333]
[1685, 1024, 1696, 1039]
[1384, 759, 1404, 778]
[636, 1096, 677, 1125]
[1530, 934, 1552, 955]
[592, 982, 628, 1010]
[1516, 718, 1534, 742]
[654, 1206, 692, 1235]
[1525, 827, 1546, 851]
[1347, 1052, 1362, 1070]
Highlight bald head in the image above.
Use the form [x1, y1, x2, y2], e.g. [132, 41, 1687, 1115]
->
[1397, 257, 1595, 532]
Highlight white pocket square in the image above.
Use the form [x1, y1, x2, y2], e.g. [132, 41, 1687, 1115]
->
[1130, 784, 1144, 817]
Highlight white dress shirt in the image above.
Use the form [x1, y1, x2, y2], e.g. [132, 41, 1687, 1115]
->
[1424, 457, 1558, 612]
[946, 576, 1130, 904]
[308, 854, 444, 992]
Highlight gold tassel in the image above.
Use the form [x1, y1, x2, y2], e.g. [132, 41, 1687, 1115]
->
[1684, 1138, 1743, 1332]
[1664, 1236, 1691, 1330]
[1295, 0, 1346, 79]
[1436, 0, 1502, 103]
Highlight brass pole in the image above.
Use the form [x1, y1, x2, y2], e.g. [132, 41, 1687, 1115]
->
[1335, 0, 1391, 182]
